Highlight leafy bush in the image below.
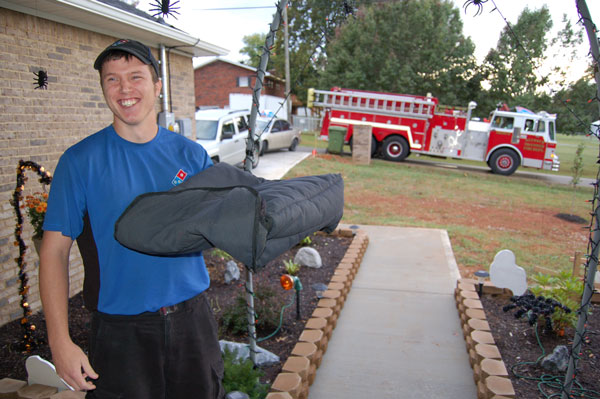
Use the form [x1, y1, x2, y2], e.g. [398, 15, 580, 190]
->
[300, 235, 313, 246]
[220, 283, 284, 336]
[222, 347, 269, 399]
[209, 247, 233, 260]
[525, 270, 584, 332]
[283, 259, 300, 276]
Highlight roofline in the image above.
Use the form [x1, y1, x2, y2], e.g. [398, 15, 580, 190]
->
[0, 0, 229, 58]
[194, 57, 284, 82]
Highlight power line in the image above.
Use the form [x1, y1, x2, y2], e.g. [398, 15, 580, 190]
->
[192, 6, 276, 11]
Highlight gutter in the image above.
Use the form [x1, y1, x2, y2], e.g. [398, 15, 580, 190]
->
[0, 0, 228, 58]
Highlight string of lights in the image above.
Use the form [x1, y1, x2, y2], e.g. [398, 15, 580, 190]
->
[10, 160, 52, 352]
[249, 1, 356, 141]
[240, 1, 356, 364]
[463, 0, 599, 137]
[464, 1, 599, 397]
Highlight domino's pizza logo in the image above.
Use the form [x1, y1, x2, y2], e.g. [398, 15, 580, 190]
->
[171, 169, 188, 186]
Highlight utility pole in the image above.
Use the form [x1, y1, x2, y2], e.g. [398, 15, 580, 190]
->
[284, 3, 291, 122]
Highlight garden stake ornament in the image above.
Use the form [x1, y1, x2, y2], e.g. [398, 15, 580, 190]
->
[10, 160, 52, 352]
[148, 0, 180, 19]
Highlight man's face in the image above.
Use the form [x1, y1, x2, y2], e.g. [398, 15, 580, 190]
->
[100, 56, 162, 128]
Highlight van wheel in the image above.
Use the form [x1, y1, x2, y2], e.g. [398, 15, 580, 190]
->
[252, 145, 260, 169]
[289, 138, 298, 151]
[489, 148, 520, 175]
[260, 141, 268, 156]
[382, 136, 409, 162]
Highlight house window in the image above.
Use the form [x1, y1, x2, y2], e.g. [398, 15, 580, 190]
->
[265, 80, 274, 89]
[237, 76, 250, 87]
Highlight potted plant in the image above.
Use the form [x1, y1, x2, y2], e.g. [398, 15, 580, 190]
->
[24, 192, 48, 254]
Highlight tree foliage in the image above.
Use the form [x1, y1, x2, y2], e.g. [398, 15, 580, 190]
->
[552, 75, 598, 134]
[478, 6, 552, 111]
[239, 33, 267, 68]
[317, 0, 477, 106]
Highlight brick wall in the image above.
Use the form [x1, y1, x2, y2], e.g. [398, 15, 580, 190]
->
[0, 8, 197, 326]
[194, 60, 285, 108]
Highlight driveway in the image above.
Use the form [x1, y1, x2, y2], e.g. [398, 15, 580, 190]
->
[253, 147, 596, 187]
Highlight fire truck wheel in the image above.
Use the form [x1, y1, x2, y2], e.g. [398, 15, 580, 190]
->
[382, 136, 409, 162]
[489, 148, 520, 175]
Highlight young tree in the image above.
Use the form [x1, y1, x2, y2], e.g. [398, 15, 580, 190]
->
[552, 74, 598, 134]
[269, 0, 377, 103]
[479, 6, 553, 107]
[317, 0, 477, 105]
[239, 33, 267, 68]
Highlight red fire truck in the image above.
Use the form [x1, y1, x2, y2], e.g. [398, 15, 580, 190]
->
[309, 87, 560, 175]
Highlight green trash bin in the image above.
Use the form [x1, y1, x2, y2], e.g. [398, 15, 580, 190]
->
[327, 126, 346, 154]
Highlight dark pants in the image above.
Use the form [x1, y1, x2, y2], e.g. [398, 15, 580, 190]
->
[86, 292, 224, 399]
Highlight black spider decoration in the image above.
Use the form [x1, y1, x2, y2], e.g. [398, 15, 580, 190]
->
[149, 0, 180, 19]
[463, 0, 488, 17]
[502, 293, 571, 334]
[343, 0, 355, 17]
[33, 70, 48, 90]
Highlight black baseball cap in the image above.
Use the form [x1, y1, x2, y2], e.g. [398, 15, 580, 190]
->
[94, 39, 160, 77]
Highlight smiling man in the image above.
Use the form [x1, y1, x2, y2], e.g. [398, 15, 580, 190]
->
[38, 39, 223, 398]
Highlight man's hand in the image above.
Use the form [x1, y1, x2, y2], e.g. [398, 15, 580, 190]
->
[51, 340, 98, 391]
[39, 231, 98, 391]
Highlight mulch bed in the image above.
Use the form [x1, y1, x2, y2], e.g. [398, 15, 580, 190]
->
[0, 233, 350, 387]
[481, 294, 600, 399]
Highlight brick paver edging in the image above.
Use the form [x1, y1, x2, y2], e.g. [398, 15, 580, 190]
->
[267, 227, 369, 399]
[455, 279, 516, 399]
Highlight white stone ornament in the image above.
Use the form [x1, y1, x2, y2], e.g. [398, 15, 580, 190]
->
[294, 247, 322, 268]
[26, 355, 74, 391]
[489, 249, 527, 296]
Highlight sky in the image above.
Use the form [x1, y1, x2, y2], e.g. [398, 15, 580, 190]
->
[135, 0, 599, 81]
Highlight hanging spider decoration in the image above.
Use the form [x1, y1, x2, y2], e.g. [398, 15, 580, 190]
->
[33, 70, 48, 90]
[463, 0, 489, 17]
[342, 0, 355, 17]
[502, 293, 571, 334]
[10, 160, 52, 352]
[149, 0, 180, 19]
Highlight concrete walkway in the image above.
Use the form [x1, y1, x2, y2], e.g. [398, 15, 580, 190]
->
[253, 150, 477, 398]
[307, 225, 477, 399]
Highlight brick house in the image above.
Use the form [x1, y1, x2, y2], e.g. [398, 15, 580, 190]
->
[0, 0, 226, 326]
[194, 58, 286, 114]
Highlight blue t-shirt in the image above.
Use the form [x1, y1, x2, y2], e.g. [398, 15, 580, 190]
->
[43, 125, 213, 315]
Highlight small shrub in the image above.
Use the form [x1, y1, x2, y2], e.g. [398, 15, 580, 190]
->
[222, 347, 269, 399]
[503, 270, 583, 334]
[283, 259, 300, 276]
[529, 270, 583, 331]
[220, 283, 285, 336]
[209, 247, 233, 260]
[300, 235, 313, 246]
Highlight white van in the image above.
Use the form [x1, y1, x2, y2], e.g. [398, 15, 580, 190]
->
[195, 109, 259, 168]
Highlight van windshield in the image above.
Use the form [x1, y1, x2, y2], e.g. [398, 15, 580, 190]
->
[256, 120, 271, 135]
[196, 120, 218, 140]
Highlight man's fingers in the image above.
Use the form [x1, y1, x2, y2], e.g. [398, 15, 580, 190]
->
[81, 357, 99, 379]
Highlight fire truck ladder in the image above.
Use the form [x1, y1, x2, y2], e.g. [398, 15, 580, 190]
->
[312, 89, 436, 119]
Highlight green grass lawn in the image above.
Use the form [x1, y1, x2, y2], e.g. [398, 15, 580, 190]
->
[286, 150, 595, 278]
[301, 132, 600, 179]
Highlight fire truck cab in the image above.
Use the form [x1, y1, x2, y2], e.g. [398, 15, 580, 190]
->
[311, 87, 559, 176]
